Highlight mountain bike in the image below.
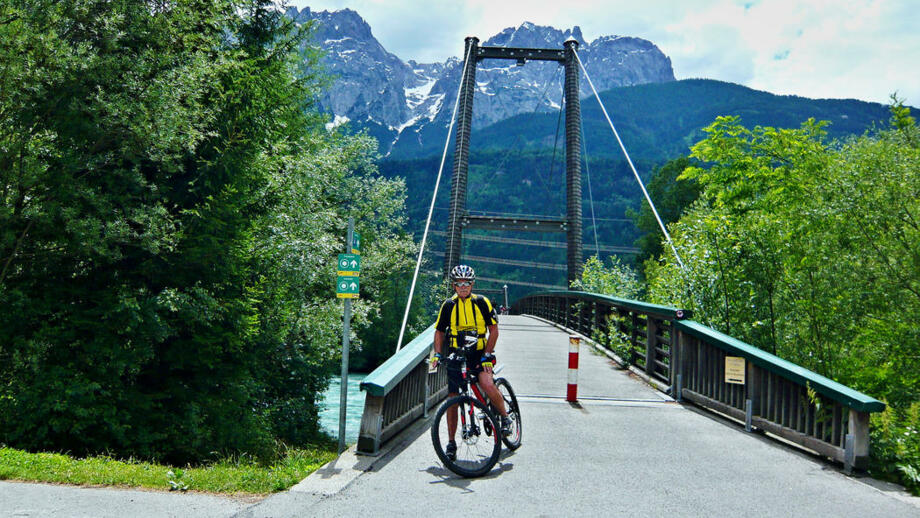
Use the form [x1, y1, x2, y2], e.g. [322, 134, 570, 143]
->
[430, 347, 522, 477]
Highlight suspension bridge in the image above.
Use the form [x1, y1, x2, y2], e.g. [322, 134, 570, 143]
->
[329, 36, 908, 517]
[2, 37, 916, 518]
[255, 36, 912, 517]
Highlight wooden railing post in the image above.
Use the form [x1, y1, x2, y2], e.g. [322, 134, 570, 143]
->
[564, 297, 570, 328]
[593, 302, 601, 334]
[358, 395, 385, 455]
[630, 312, 639, 364]
[745, 362, 761, 432]
[847, 410, 870, 471]
[646, 317, 658, 376]
[671, 329, 682, 396]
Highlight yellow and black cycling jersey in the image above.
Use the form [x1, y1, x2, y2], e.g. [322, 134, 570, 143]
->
[434, 293, 498, 350]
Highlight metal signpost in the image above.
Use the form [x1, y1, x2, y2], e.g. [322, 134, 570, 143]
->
[351, 231, 361, 254]
[336, 218, 359, 454]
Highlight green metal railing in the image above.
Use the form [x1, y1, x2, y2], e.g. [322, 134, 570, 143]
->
[673, 320, 884, 470]
[513, 290, 690, 385]
[355, 290, 886, 471]
[512, 290, 885, 472]
[357, 325, 446, 455]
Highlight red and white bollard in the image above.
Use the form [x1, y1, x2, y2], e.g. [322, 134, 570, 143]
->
[567, 336, 580, 402]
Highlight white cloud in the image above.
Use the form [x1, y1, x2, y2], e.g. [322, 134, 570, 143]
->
[290, 0, 920, 105]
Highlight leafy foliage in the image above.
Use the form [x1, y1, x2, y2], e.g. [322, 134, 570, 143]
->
[571, 256, 642, 363]
[872, 403, 920, 494]
[643, 101, 920, 491]
[570, 256, 641, 299]
[627, 156, 702, 268]
[0, 0, 414, 464]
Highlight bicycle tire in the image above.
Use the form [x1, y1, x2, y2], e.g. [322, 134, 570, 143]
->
[431, 395, 502, 477]
[494, 377, 522, 450]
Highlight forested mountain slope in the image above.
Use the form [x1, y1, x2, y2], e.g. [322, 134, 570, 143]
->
[376, 79, 899, 298]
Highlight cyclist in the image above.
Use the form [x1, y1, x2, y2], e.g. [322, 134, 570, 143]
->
[431, 264, 511, 461]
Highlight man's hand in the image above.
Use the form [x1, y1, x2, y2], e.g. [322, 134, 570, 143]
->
[430, 352, 442, 369]
[480, 353, 496, 373]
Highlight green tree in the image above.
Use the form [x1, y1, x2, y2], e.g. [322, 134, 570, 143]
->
[644, 107, 920, 490]
[0, 0, 414, 463]
[570, 255, 641, 299]
[628, 156, 701, 268]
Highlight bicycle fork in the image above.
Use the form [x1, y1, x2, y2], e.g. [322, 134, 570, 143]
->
[458, 365, 481, 441]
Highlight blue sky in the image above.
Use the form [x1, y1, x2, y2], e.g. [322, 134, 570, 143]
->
[289, 0, 919, 106]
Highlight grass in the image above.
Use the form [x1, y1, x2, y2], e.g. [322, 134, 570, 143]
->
[0, 444, 338, 495]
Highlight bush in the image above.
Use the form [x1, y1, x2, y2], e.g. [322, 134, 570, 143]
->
[871, 403, 920, 495]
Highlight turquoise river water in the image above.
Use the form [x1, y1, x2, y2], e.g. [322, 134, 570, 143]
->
[319, 374, 367, 444]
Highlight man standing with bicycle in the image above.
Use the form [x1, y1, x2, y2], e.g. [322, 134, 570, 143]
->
[431, 264, 512, 461]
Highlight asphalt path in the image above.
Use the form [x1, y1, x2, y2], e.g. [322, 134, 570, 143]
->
[0, 481, 251, 517]
[241, 316, 920, 518]
[3, 316, 918, 517]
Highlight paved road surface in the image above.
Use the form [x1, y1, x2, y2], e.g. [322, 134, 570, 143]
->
[3, 316, 918, 517]
[0, 481, 250, 517]
[241, 316, 920, 518]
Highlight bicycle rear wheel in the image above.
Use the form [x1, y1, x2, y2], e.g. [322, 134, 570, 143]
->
[494, 377, 522, 450]
[431, 395, 502, 477]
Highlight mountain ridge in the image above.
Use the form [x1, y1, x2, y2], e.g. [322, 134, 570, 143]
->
[284, 7, 904, 297]
[286, 7, 675, 156]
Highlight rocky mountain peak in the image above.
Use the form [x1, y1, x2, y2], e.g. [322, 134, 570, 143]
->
[303, 8, 374, 41]
[484, 22, 585, 48]
[289, 8, 675, 157]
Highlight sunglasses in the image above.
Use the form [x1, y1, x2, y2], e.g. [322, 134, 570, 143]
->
[453, 281, 472, 287]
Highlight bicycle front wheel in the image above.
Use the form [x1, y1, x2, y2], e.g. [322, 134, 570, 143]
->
[495, 377, 522, 450]
[431, 395, 502, 477]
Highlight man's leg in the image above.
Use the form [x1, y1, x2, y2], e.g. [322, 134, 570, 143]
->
[444, 363, 462, 460]
[477, 372, 507, 417]
[478, 371, 514, 436]
[446, 391, 459, 439]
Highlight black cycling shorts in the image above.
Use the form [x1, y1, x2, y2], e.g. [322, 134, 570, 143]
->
[446, 348, 485, 394]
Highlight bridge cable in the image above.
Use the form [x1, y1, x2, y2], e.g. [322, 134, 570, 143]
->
[433, 206, 630, 223]
[573, 49, 686, 270]
[579, 109, 600, 256]
[395, 41, 473, 352]
[548, 89, 564, 187]
[432, 206, 631, 223]
[478, 69, 562, 202]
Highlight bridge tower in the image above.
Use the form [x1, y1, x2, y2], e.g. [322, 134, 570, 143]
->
[444, 37, 584, 287]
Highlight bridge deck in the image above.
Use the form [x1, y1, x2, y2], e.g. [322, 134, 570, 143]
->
[495, 317, 666, 401]
[245, 316, 918, 517]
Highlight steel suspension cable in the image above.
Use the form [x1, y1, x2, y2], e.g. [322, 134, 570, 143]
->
[573, 48, 685, 270]
[396, 42, 473, 352]
[547, 89, 564, 195]
[482, 71, 561, 198]
[579, 113, 600, 256]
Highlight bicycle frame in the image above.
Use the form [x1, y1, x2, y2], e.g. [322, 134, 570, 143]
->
[447, 351, 505, 436]
[447, 350, 505, 402]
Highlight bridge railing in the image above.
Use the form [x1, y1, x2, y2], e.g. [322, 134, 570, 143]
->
[356, 325, 447, 455]
[512, 290, 886, 472]
[512, 290, 689, 387]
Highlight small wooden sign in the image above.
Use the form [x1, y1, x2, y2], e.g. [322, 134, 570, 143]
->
[725, 356, 746, 385]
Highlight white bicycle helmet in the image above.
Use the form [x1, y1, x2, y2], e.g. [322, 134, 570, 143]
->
[449, 264, 476, 281]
